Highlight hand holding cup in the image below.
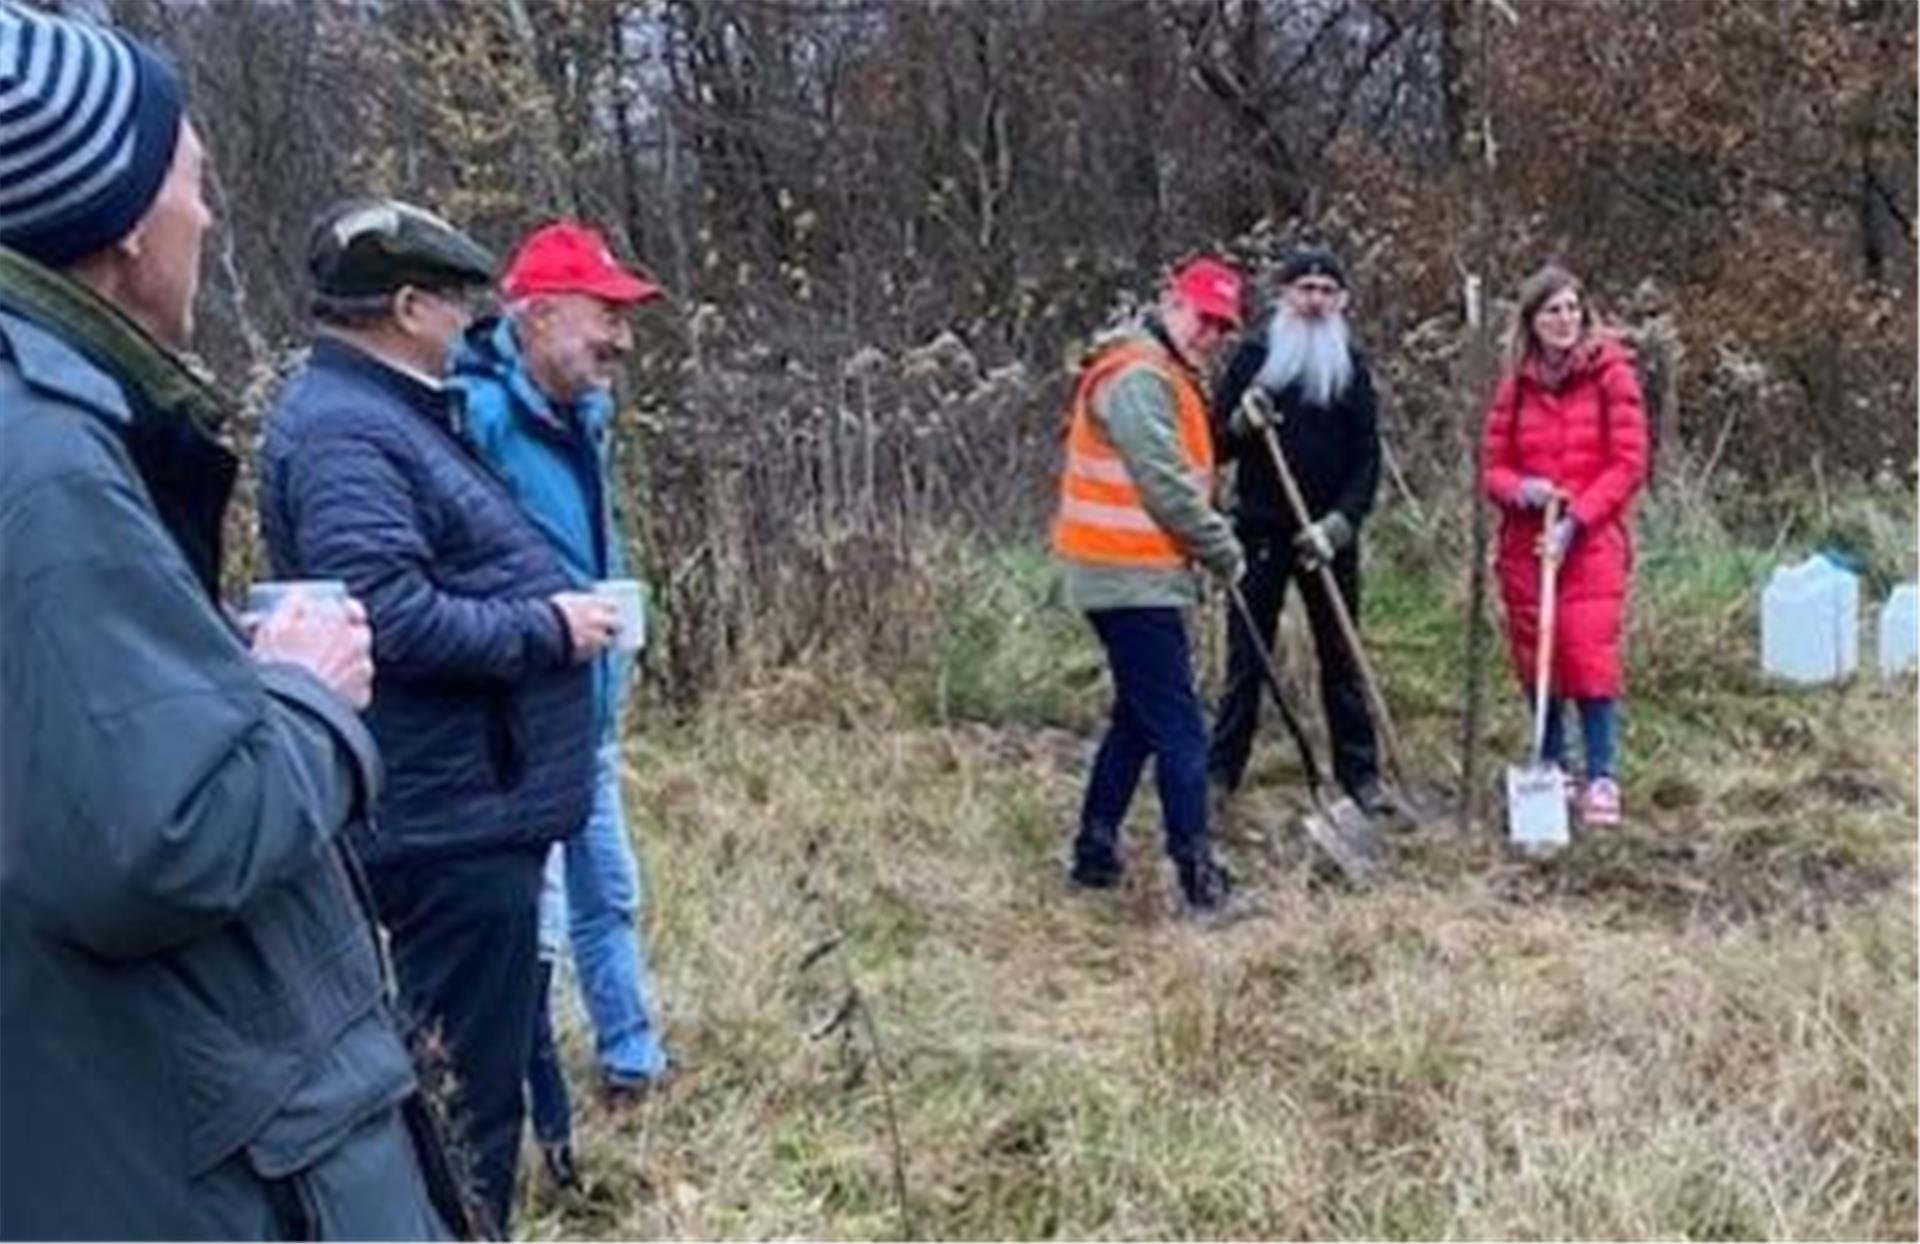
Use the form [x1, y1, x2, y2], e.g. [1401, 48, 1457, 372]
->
[550, 592, 621, 662]
[248, 581, 374, 709]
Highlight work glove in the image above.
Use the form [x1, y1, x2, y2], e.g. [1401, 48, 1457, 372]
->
[1231, 388, 1278, 437]
[1542, 515, 1579, 564]
[1515, 477, 1559, 509]
[1203, 538, 1247, 587]
[1293, 511, 1353, 570]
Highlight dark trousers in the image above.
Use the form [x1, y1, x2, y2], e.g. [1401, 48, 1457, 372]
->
[526, 960, 574, 1147]
[1075, 607, 1212, 870]
[370, 849, 546, 1237]
[1209, 530, 1379, 796]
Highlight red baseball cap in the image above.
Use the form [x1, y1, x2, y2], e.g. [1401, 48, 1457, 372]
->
[1170, 256, 1245, 328]
[501, 221, 663, 305]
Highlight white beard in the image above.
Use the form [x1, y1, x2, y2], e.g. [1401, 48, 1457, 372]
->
[1254, 308, 1353, 408]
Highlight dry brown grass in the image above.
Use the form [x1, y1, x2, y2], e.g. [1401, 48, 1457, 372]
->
[517, 639, 1916, 1240]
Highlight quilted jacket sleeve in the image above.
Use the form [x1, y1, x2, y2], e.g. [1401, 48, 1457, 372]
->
[1568, 349, 1650, 530]
[276, 420, 574, 683]
[1480, 372, 1527, 507]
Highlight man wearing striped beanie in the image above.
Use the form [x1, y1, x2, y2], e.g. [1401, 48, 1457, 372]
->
[0, 3, 466, 1237]
[1, 1, 179, 255]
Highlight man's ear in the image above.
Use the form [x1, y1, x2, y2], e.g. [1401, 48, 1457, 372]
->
[391, 286, 418, 331]
[113, 217, 149, 264]
[394, 287, 433, 335]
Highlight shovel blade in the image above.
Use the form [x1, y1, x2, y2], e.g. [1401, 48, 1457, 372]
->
[1302, 797, 1387, 887]
[1506, 763, 1570, 855]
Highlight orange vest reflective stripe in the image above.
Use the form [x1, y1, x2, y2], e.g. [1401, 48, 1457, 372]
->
[1050, 338, 1215, 570]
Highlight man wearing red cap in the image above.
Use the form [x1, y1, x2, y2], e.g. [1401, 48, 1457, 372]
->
[1050, 257, 1248, 916]
[450, 222, 672, 1126]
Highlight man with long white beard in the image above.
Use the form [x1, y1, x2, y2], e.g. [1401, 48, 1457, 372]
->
[1207, 245, 1389, 817]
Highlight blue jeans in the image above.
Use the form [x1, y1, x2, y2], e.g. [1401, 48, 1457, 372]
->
[1540, 696, 1620, 778]
[1075, 608, 1211, 870]
[565, 741, 668, 1084]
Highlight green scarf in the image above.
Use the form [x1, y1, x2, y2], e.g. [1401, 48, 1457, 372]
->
[0, 245, 230, 434]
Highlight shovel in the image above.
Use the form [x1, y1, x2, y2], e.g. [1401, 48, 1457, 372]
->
[1246, 400, 1437, 829]
[1506, 497, 1571, 855]
[1226, 582, 1385, 886]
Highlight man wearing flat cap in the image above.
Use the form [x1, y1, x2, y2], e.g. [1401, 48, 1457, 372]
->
[0, 4, 458, 1238]
[260, 197, 620, 1235]
[1209, 245, 1390, 819]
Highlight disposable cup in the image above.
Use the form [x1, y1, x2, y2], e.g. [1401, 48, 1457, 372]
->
[594, 579, 646, 654]
[243, 579, 349, 632]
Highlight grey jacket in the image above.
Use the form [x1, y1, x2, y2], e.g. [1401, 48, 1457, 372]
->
[0, 280, 436, 1238]
[1059, 321, 1241, 612]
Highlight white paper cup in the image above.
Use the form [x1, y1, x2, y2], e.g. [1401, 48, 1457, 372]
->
[243, 579, 349, 631]
[594, 579, 646, 653]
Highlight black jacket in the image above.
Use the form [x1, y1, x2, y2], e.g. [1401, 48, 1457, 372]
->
[1211, 316, 1381, 536]
[261, 338, 594, 869]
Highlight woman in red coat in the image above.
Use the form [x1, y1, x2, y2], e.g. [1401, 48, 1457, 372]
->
[1482, 264, 1649, 825]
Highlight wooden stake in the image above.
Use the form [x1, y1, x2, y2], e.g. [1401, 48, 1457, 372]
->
[1457, 0, 1503, 835]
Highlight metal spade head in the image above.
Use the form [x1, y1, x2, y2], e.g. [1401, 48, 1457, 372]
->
[1506, 762, 1571, 856]
[1301, 796, 1388, 887]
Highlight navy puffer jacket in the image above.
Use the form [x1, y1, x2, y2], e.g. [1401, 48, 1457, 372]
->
[260, 338, 593, 868]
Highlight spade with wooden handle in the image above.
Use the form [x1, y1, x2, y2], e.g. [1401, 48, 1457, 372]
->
[1241, 389, 1431, 826]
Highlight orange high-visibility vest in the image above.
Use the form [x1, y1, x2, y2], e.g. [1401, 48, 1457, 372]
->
[1051, 338, 1215, 570]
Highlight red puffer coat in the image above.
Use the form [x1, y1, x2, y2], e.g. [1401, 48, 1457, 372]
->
[1481, 335, 1649, 699]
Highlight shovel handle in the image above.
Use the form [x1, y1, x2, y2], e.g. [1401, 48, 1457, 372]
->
[1227, 580, 1330, 798]
[1529, 496, 1564, 766]
[1254, 420, 1412, 785]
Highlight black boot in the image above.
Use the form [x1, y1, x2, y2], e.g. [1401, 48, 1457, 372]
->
[540, 1141, 578, 1191]
[1176, 852, 1237, 912]
[1068, 848, 1124, 890]
[1068, 825, 1124, 890]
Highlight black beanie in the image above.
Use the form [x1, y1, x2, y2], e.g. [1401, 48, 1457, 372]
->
[1276, 245, 1346, 290]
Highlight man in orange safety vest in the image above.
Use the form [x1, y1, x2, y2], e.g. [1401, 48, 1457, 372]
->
[1051, 256, 1247, 915]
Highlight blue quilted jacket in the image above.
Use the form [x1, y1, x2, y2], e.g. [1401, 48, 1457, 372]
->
[260, 338, 594, 868]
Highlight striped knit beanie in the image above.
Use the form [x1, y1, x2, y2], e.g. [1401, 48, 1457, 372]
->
[0, 1, 185, 267]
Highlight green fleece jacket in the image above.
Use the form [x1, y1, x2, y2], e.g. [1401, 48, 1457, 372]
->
[1058, 323, 1241, 612]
